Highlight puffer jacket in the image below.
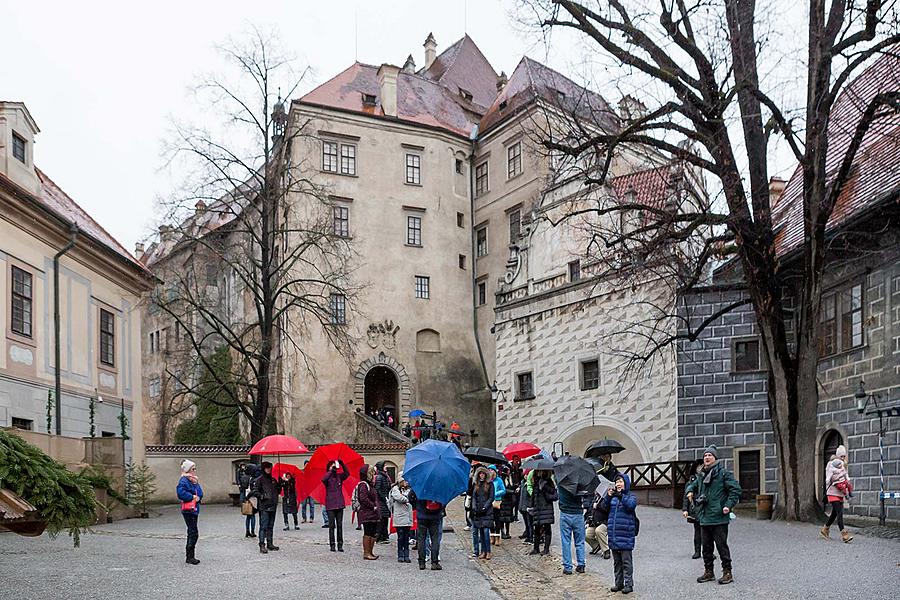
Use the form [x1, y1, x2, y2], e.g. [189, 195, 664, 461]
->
[471, 481, 495, 529]
[176, 476, 203, 514]
[824, 457, 848, 500]
[498, 474, 516, 523]
[684, 462, 742, 526]
[601, 474, 638, 551]
[389, 484, 414, 528]
[356, 466, 380, 524]
[528, 474, 558, 525]
[250, 472, 280, 512]
[374, 464, 392, 517]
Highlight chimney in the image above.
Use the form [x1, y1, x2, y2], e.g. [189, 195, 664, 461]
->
[402, 54, 416, 74]
[134, 242, 145, 260]
[195, 200, 207, 214]
[497, 71, 508, 92]
[423, 33, 437, 70]
[769, 177, 787, 206]
[618, 95, 648, 123]
[377, 64, 401, 118]
[158, 224, 176, 244]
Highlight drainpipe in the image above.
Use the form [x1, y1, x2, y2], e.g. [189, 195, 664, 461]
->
[468, 127, 490, 387]
[54, 223, 79, 435]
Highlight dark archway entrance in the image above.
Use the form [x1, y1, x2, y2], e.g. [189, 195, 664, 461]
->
[820, 429, 844, 501]
[364, 366, 399, 429]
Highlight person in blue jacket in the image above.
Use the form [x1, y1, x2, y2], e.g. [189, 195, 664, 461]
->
[601, 473, 637, 595]
[176, 459, 203, 565]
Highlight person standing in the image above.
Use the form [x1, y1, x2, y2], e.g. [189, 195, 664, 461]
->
[176, 459, 203, 565]
[821, 445, 854, 543]
[471, 466, 495, 560]
[322, 459, 350, 552]
[528, 469, 558, 555]
[685, 446, 741, 585]
[374, 462, 393, 544]
[682, 459, 705, 559]
[519, 469, 534, 545]
[389, 476, 414, 563]
[250, 461, 281, 554]
[281, 472, 299, 531]
[509, 456, 524, 524]
[238, 463, 257, 538]
[415, 495, 444, 570]
[356, 464, 381, 560]
[558, 484, 587, 575]
[601, 474, 638, 594]
[490, 465, 507, 547]
[300, 460, 315, 524]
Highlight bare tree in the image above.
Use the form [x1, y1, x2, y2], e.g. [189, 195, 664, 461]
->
[523, 0, 900, 520]
[147, 29, 359, 443]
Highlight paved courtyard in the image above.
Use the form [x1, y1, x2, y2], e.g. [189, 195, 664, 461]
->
[0, 501, 897, 600]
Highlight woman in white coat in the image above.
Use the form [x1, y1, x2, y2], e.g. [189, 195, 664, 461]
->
[390, 476, 415, 563]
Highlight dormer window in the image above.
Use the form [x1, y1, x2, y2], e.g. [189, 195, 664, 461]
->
[12, 132, 26, 163]
[458, 87, 473, 102]
[556, 90, 567, 105]
[362, 93, 377, 106]
[499, 100, 508, 111]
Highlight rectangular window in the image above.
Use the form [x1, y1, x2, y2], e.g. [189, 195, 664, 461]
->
[568, 260, 581, 282]
[733, 338, 762, 372]
[11, 417, 33, 431]
[819, 293, 837, 356]
[476, 226, 488, 257]
[840, 283, 863, 351]
[10, 265, 33, 338]
[340, 144, 356, 175]
[12, 133, 26, 163]
[580, 359, 599, 390]
[457, 212, 464, 228]
[458, 254, 466, 270]
[148, 331, 159, 354]
[507, 142, 522, 178]
[99, 309, 115, 367]
[477, 281, 486, 306]
[819, 280, 864, 357]
[406, 153, 421, 184]
[329, 293, 346, 325]
[475, 161, 489, 196]
[509, 209, 521, 242]
[322, 141, 338, 172]
[407, 216, 422, 246]
[455, 159, 463, 174]
[333, 206, 350, 237]
[516, 371, 534, 400]
[149, 375, 161, 398]
[175, 322, 181, 343]
[415, 276, 430, 299]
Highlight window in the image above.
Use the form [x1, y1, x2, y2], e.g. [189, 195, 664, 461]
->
[99, 309, 115, 367]
[340, 144, 357, 175]
[507, 142, 522, 178]
[407, 216, 422, 246]
[323, 141, 357, 175]
[477, 281, 486, 306]
[819, 294, 837, 356]
[840, 283, 864, 351]
[322, 141, 338, 172]
[406, 153, 421, 184]
[457, 212, 464, 228]
[415, 276, 430, 299]
[205, 264, 217, 286]
[733, 338, 763, 372]
[476, 226, 488, 257]
[329, 293, 346, 325]
[580, 359, 599, 390]
[101, 431, 116, 438]
[149, 375, 161, 398]
[568, 260, 581, 282]
[12, 133, 26, 163]
[175, 322, 182, 343]
[819, 281, 864, 356]
[455, 159, 463, 174]
[516, 371, 534, 400]
[10, 265, 33, 338]
[509, 209, 521, 242]
[475, 161, 489, 196]
[362, 93, 377, 106]
[333, 206, 350, 237]
[149, 331, 161, 354]
[736, 449, 762, 503]
[458, 254, 466, 270]
[11, 417, 33, 431]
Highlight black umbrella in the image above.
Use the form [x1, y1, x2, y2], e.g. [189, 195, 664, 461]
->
[553, 455, 601, 496]
[584, 439, 626, 459]
[522, 457, 556, 471]
[463, 446, 509, 465]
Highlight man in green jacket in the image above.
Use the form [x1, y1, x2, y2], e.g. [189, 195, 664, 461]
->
[685, 445, 741, 586]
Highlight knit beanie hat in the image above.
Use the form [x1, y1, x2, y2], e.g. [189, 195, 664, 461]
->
[180, 459, 196, 473]
[703, 445, 718, 459]
[835, 445, 847, 459]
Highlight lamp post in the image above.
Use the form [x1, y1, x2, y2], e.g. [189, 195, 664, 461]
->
[854, 380, 900, 526]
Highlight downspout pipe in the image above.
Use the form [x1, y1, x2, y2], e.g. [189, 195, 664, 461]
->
[54, 223, 78, 435]
[468, 126, 490, 388]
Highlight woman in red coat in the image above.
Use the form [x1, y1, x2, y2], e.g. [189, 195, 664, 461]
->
[356, 464, 381, 560]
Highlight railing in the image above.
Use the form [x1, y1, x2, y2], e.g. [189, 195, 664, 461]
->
[616, 460, 695, 508]
[353, 411, 412, 445]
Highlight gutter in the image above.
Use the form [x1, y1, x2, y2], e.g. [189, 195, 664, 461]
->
[53, 223, 78, 435]
[468, 127, 490, 388]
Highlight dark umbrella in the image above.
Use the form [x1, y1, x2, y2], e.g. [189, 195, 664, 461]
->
[584, 439, 626, 459]
[553, 455, 601, 496]
[463, 446, 508, 465]
[522, 457, 556, 471]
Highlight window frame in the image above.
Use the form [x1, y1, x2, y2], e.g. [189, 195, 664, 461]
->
[477, 281, 487, 306]
[579, 358, 600, 391]
[507, 142, 522, 179]
[456, 212, 465, 228]
[731, 336, 766, 373]
[818, 279, 865, 358]
[568, 260, 581, 283]
[148, 375, 161, 398]
[475, 161, 489, 197]
[475, 226, 488, 257]
[10, 265, 33, 339]
[332, 205, 350, 238]
[405, 153, 422, 185]
[458, 254, 466, 270]
[515, 371, 535, 401]
[12, 132, 27, 163]
[11, 417, 33, 431]
[329, 293, 347, 325]
[414, 275, 430, 300]
[322, 140, 339, 173]
[99, 308, 116, 368]
[508, 208, 521, 243]
[407, 215, 422, 247]
[339, 143, 357, 175]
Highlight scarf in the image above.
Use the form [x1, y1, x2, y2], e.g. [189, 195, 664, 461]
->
[183, 472, 199, 486]
[701, 462, 719, 485]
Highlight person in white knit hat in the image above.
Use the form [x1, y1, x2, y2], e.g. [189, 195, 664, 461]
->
[176, 459, 203, 565]
[821, 445, 854, 543]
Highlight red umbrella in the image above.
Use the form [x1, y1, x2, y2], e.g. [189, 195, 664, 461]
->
[249, 434, 309, 456]
[271, 463, 305, 499]
[300, 443, 364, 505]
[503, 442, 542, 461]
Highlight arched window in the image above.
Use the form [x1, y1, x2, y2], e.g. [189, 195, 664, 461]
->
[416, 329, 441, 353]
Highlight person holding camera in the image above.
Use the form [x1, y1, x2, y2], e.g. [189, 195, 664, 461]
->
[685, 446, 741, 585]
[322, 459, 350, 552]
[682, 459, 705, 559]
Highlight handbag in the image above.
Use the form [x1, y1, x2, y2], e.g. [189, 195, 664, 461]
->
[241, 500, 254, 516]
[181, 499, 198, 512]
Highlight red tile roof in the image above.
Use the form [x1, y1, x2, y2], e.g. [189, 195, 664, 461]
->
[418, 35, 500, 111]
[773, 49, 900, 256]
[610, 164, 678, 209]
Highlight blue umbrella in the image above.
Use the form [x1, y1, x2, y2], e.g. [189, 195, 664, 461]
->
[402, 440, 469, 506]
[408, 409, 426, 418]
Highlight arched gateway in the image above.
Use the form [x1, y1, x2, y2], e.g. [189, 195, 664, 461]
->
[353, 352, 411, 428]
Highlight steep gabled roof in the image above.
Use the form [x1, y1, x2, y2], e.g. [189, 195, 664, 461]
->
[418, 35, 500, 111]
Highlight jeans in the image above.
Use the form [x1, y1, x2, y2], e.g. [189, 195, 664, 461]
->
[612, 549, 633, 589]
[522, 511, 533, 541]
[559, 512, 586, 570]
[397, 526, 411, 560]
[245, 513, 256, 534]
[182, 511, 199, 553]
[700, 523, 732, 571]
[825, 500, 844, 530]
[328, 508, 344, 549]
[417, 518, 441, 565]
[473, 526, 491, 555]
[693, 521, 702, 554]
[322, 506, 329, 525]
[586, 523, 608, 553]
[301, 497, 315, 521]
[258, 509, 276, 547]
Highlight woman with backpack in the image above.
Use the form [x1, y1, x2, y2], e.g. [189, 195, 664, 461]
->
[322, 459, 349, 552]
[356, 464, 381, 560]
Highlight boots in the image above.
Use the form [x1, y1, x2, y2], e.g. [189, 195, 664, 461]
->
[697, 568, 715, 583]
[363, 535, 379, 560]
[718, 569, 734, 585]
[185, 546, 200, 565]
[259, 544, 268, 554]
[840, 529, 853, 543]
[820, 526, 830, 539]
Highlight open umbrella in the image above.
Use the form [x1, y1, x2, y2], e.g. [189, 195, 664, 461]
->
[300, 443, 364, 505]
[554, 455, 601, 496]
[408, 409, 426, 418]
[584, 439, 625, 459]
[249, 434, 309, 456]
[463, 446, 508, 465]
[522, 457, 556, 471]
[503, 442, 542, 461]
[403, 439, 470, 505]
[271, 463, 305, 499]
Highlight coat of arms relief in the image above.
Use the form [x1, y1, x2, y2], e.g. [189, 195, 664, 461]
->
[367, 320, 400, 349]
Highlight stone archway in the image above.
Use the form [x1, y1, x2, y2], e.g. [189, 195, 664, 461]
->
[365, 367, 399, 428]
[556, 416, 652, 465]
[354, 352, 411, 422]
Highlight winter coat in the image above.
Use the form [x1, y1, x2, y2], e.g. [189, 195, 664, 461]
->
[557, 486, 583, 515]
[471, 482, 495, 529]
[588, 491, 607, 526]
[389, 485, 414, 528]
[356, 466, 380, 524]
[374, 465, 392, 517]
[176, 476, 203, 514]
[518, 473, 532, 514]
[322, 461, 350, 511]
[682, 472, 702, 517]
[498, 475, 516, 523]
[684, 462, 742, 526]
[250, 473, 280, 512]
[600, 474, 637, 551]
[415, 498, 444, 522]
[281, 476, 298, 514]
[825, 458, 849, 500]
[528, 475, 558, 525]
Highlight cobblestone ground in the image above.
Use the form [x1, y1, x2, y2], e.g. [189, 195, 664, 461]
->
[443, 503, 900, 600]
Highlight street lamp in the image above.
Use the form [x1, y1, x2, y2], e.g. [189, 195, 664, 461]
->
[854, 380, 900, 526]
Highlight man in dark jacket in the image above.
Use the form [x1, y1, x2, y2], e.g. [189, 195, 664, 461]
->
[415, 496, 444, 570]
[250, 461, 281, 554]
[373, 461, 392, 543]
[685, 446, 742, 585]
[509, 456, 524, 525]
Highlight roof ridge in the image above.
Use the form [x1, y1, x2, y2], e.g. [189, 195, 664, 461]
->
[300, 62, 367, 102]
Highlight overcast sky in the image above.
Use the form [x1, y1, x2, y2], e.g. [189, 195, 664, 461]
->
[2, 0, 801, 252]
